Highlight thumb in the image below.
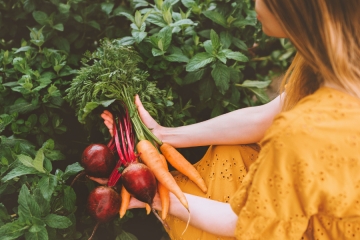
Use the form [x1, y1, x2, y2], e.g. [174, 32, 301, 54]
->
[134, 94, 158, 126]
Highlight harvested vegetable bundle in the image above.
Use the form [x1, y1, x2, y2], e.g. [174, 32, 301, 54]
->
[66, 39, 207, 222]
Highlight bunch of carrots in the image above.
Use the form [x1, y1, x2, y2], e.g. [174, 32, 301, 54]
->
[106, 101, 208, 223]
[65, 40, 207, 232]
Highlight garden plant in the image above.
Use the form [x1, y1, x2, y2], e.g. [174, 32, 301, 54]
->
[0, 0, 295, 239]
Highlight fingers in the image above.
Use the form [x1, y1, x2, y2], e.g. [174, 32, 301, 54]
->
[127, 197, 146, 209]
[134, 94, 158, 127]
[135, 94, 147, 115]
[100, 110, 114, 137]
[87, 176, 109, 185]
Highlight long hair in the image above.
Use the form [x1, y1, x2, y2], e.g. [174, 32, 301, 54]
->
[263, 0, 360, 111]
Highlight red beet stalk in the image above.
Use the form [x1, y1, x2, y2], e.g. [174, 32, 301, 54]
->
[107, 104, 137, 187]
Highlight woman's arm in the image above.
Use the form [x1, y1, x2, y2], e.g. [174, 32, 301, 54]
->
[102, 94, 284, 147]
[135, 94, 284, 148]
[128, 192, 238, 237]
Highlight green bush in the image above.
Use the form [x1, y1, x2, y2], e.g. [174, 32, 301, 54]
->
[0, 0, 295, 239]
[114, 0, 294, 124]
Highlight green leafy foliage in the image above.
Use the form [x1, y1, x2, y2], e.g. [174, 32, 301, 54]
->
[66, 39, 174, 129]
[0, 139, 81, 239]
[0, 0, 294, 239]
[114, 0, 284, 122]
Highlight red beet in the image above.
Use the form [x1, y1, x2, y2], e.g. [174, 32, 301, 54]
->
[87, 186, 121, 222]
[81, 143, 116, 178]
[121, 162, 157, 205]
[87, 186, 121, 240]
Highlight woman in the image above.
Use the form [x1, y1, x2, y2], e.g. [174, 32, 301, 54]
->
[102, 0, 360, 239]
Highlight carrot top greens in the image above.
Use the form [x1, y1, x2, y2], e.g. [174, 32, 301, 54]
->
[65, 39, 171, 145]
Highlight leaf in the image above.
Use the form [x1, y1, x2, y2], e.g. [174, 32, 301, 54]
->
[38, 175, 57, 200]
[220, 31, 232, 49]
[52, 23, 64, 32]
[132, 31, 147, 43]
[0, 203, 10, 222]
[15, 46, 36, 54]
[236, 80, 271, 88]
[117, 37, 135, 46]
[39, 113, 49, 126]
[246, 87, 270, 103]
[9, 100, 40, 114]
[203, 11, 227, 28]
[18, 185, 42, 219]
[183, 69, 205, 85]
[1, 164, 38, 182]
[203, 40, 213, 55]
[211, 102, 223, 118]
[199, 78, 215, 101]
[29, 224, 44, 233]
[164, 53, 189, 63]
[62, 186, 76, 211]
[17, 155, 34, 168]
[63, 162, 84, 180]
[146, 14, 167, 27]
[223, 50, 248, 62]
[170, 19, 195, 27]
[211, 63, 230, 94]
[44, 214, 72, 229]
[80, 102, 100, 123]
[87, 20, 100, 30]
[32, 11, 48, 25]
[0, 221, 27, 240]
[118, 12, 135, 22]
[33, 149, 45, 173]
[24, 226, 48, 240]
[232, 18, 257, 27]
[44, 150, 65, 161]
[232, 38, 248, 51]
[33, 189, 50, 216]
[181, 0, 196, 8]
[101, 3, 114, 15]
[73, 15, 83, 23]
[216, 51, 227, 64]
[158, 26, 172, 51]
[52, 37, 70, 52]
[186, 52, 215, 72]
[210, 29, 220, 51]
[58, 3, 70, 14]
[152, 48, 164, 56]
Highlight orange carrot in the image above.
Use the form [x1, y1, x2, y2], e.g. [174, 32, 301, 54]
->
[119, 185, 131, 218]
[145, 203, 151, 215]
[160, 143, 208, 193]
[158, 154, 170, 220]
[136, 139, 189, 212]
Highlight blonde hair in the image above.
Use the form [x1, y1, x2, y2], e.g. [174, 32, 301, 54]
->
[264, 0, 360, 111]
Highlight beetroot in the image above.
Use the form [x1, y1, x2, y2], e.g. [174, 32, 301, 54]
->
[81, 143, 116, 178]
[87, 186, 121, 222]
[121, 162, 157, 205]
[87, 186, 121, 239]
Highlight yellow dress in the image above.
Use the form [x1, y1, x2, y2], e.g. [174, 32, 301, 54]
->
[230, 87, 360, 239]
[166, 87, 360, 240]
[165, 144, 260, 240]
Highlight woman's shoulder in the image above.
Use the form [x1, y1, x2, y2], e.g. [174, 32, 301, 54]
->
[261, 87, 360, 148]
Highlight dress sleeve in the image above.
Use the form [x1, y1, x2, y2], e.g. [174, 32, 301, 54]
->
[230, 115, 322, 239]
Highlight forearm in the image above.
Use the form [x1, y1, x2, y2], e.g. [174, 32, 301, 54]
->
[152, 193, 238, 237]
[159, 95, 283, 148]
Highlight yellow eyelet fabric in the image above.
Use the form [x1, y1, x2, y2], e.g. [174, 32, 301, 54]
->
[230, 87, 360, 239]
[164, 144, 260, 240]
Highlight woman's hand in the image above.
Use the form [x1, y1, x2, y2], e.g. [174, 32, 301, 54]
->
[87, 176, 109, 185]
[101, 110, 114, 137]
[100, 95, 163, 139]
[134, 94, 162, 140]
